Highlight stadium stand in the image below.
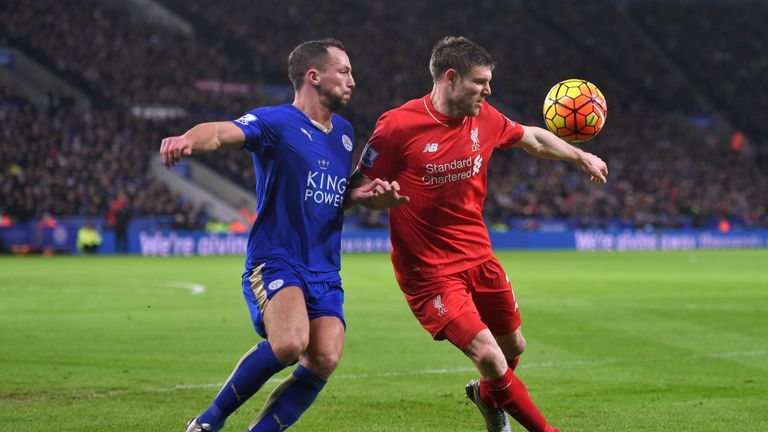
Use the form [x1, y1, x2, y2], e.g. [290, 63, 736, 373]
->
[1, 0, 766, 240]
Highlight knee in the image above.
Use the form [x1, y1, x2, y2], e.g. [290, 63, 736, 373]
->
[303, 350, 341, 379]
[468, 342, 505, 373]
[270, 333, 309, 365]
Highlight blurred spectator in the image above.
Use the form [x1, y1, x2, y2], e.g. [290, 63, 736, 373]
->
[76, 221, 102, 254]
[205, 220, 229, 233]
[0, 209, 11, 227]
[36, 212, 58, 256]
[229, 218, 248, 234]
[108, 192, 130, 252]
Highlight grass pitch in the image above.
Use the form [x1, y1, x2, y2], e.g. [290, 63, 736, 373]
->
[1, 250, 767, 431]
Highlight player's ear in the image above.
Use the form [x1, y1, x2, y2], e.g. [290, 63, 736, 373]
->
[444, 69, 458, 87]
[306, 68, 320, 86]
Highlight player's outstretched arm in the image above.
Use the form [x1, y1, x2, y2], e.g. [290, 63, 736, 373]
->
[160, 121, 246, 168]
[518, 125, 608, 184]
[344, 171, 410, 211]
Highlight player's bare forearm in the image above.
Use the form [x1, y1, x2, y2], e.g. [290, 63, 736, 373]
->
[160, 122, 245, 168]
[519, 125, 608, 184]
[519, 125, 582, 161]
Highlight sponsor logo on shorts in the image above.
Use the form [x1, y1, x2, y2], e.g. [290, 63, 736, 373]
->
[268, 279, 284, 291]
[433, 295, 448, 317]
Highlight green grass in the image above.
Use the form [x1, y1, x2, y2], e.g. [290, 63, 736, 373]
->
[1, 250, 767, 431]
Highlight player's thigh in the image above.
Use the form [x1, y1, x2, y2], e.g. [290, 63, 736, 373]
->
[263, 286, 311, 356]
[398, 274, 484, 347]
[243, 260, 309, 340]
[470, 258, 521, 337]
[299, 316, 345, 379]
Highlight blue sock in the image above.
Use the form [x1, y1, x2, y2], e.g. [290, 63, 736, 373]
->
[198, 340, 285, 431]
[248, 364, 327, 432]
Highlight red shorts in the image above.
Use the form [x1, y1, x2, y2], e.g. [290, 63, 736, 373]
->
[396, 257, 521, 350]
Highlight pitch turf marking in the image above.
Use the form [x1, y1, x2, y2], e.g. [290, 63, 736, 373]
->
[142, 349, 768, 393]
[0, 280, 206, 296]
[8, 349, 763, 401]
[155, 281, 206, 295]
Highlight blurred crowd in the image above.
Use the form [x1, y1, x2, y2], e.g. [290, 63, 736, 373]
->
[1, 0, 766, 229]
[0, 90, 205, 230]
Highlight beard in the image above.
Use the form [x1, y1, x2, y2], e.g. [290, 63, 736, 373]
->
[319, 85, 351, 112]
[325, 94, 346, 112]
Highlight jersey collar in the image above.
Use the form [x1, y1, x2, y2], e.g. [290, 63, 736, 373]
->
[310, 119, 332, 134]
[288, 104, 333, 134]
[423, 94, 467, 128]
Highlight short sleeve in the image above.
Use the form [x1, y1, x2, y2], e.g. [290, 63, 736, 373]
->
[231, 109, 275, 153]
[494, 110, 525, 151]
[358, 111, 401, 180]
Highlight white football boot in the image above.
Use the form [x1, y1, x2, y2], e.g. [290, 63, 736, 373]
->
[466, 380, 512, 432]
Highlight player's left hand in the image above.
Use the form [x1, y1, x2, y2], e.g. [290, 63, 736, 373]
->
[350, 179, 410, 209]
[579, 152, 608, 184]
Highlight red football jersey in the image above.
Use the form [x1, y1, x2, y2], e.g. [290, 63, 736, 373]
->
[360, 94, 524, 280]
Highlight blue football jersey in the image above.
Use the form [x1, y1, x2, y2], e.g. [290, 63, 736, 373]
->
[231, 104, 356, 279]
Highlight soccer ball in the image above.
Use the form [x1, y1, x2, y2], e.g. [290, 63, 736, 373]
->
[543, 79, 607, 143]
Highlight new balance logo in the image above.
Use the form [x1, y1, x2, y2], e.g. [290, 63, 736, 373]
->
[423, 143, 439, 153]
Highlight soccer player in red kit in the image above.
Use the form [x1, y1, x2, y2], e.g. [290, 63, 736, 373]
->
[353, 37, 608, 432]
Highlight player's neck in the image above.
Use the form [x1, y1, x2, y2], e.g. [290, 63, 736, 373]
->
[293, 94, 333, 130]
[430, 85, 464, 119]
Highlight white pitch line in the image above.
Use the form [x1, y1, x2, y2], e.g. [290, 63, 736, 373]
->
[0, 281, 206, 296]
[142, 349, 768, 394]
[155, 281, 206, 295]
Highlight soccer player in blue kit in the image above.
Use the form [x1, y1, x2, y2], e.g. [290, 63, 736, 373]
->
[160, 39, 407, 432]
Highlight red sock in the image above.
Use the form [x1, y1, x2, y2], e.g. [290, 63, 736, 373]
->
[479, 368, 556, 432]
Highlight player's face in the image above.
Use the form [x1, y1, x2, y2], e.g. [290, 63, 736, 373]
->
[317, 47, 355, 112]
[451, 65, 492, 117]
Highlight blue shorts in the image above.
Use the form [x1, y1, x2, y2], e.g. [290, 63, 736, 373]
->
[242, 258, 346, 339]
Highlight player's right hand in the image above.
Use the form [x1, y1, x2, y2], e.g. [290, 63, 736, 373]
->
[350, 178, 410, 210]
[160, 136, 193, 168]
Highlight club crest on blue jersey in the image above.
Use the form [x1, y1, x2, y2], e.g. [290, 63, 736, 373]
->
[342, 135, 353, 151]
